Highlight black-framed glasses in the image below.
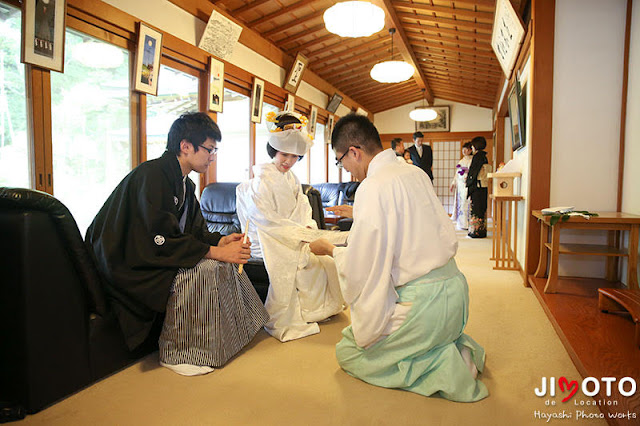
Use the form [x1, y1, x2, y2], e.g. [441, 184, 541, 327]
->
[335, 146, 360, 168]
[201, 145, 218, 155]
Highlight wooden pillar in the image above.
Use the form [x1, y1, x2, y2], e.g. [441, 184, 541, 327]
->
[524, 0, 555, 281]
[495, 116, 505, 166]
[26, 66, 53, 195]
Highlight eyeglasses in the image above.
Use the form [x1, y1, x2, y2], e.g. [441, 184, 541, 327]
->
[201, 145, 218, 155]
[335, 146, 360, 168]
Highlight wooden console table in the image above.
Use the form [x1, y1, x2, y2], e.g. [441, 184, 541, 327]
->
[533, 211, 640, 293]
[491, 195, 523, 270]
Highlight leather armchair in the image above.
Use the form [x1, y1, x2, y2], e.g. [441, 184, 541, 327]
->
[0, 188, 158, 416]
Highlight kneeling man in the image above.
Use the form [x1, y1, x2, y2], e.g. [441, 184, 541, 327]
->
[86, 112, 268, 376]
[310, 114, 487, 402]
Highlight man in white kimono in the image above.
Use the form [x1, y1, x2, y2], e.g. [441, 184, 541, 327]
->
[310, 114, 488, 402]
[236, 111, 346, 342]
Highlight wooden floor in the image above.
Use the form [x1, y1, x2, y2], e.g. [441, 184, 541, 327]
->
[527, 275, 640, 425]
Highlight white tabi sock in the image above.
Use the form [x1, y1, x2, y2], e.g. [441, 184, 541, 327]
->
[160, 362, 214, 376]
[460, 346, 478, 379]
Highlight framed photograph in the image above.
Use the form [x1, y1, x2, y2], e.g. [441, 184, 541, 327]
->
[325, 114, 335, 144]
[134, 23, 163, 95]
[415, 106, 450, 132]
[326, 93, 343, 114]
[21, 0, 67, 72]
[251, 77, 264, 123]
[284, 52, 308, 93]
[209, 57, 224, 112]
[285, 94, 295, 113]
[308, 105, 318, 135]
[508, 80, 526, 151]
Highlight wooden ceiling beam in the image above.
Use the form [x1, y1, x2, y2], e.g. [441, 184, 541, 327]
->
[348, 80, 417, 98]
[420, 55, 501, 72]
[407, 34, 492, 51]
[414, 50, 499, 67]
[314, 44, 390, 75]
[355, 87, 420, 105]
[316, 53, 389, 80]
[428, 83, 496, 99]
[368, 94, 424, 113]
[370, 0, 434, 104]
[427, 75, 499, 89]
[430, 85, 495, 100]
[231, 0, 271, 15]
[392, 1, 495, 21]
[248, 0, 319, 27]
[403, 22, 492, 42]
[261, 9, 324, 37]
[410, 40, 496, 58]
[276, 24, 326, 46]
[424, 69, 501, 83]
[397, 12, 493, 32]
[421, 62, 502, 77]
[284, 33, 334, 54]
[308, 35, 387, 61]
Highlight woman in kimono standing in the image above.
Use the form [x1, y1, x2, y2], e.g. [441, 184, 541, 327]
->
[450, 141, 473, 230]
[466, 137, 490, 238]
[236, 111, 346, 342]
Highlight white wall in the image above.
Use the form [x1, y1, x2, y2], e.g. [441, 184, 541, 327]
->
[103, 0, 350, 116]
[373, 98, 493, 134]
[621, 0, 640, 286]
[550, 0, 627, 278]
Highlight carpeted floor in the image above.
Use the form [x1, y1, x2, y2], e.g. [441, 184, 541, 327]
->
[18, 231, 607, 425]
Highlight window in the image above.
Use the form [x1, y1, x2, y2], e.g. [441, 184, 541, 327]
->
[328, 148, 340, 183]
[291, 144, 309, 184]
[254, 102, 279, 167]
[309, 123, 326, 184]
[216, 89, 250, 182]
[50, 30, 130, 235]
[146, 64, 200, 196]
[0, 4, 29, 188]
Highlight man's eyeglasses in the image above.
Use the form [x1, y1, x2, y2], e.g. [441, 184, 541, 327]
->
[335, 146, 360, 168]
[201, 145, 218, 155]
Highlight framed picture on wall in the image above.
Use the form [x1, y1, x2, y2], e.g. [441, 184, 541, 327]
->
[134, 23, 163, 95]
[283, 52, 308, 93]
[415, 106, 450, 132]
[251, 77, 264, 123]
[21, 0, 67, 72]
[208, 57, 224, 112]
[326, 93, 343, 113]
[325, 114, 335, 143]
[508, 80, 526, 151]
[285, 94, 295, 113]
[308, 105, 318, 135]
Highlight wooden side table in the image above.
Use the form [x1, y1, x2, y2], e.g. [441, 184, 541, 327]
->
[533, 211, 640, 293]
[491, 195, 523, 270]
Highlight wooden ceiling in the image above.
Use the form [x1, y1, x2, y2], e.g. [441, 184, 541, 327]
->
[196, 0, 527, 113]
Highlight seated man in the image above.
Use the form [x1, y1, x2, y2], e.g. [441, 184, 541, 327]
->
[86, 112, 268, 376]
[310, 114, 488, 402]
[236, 111, 346, 342]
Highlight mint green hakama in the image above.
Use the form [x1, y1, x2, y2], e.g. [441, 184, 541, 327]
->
[336, 259, 488, 402]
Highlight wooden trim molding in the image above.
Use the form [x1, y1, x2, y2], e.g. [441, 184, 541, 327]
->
[617, 0, 633, 211]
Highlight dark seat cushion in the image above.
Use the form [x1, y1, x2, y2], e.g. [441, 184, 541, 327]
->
[200, 182, 241, 235]
[312, 183, 341, 208]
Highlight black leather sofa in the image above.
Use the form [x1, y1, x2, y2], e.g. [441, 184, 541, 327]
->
[312, 182, 359, 230]
[199, 182, 325, 302]
[0, 187, 159, 418]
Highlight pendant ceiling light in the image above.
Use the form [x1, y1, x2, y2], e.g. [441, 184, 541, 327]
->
[370, 28, 414, 83]
[323, 1, 385, 38]
[409, 89, 438, 121]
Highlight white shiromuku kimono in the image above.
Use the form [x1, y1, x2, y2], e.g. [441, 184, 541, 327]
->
[236, 163, 346, 342]
[451, 154, 472, 230]
[332, 149, 487, 402]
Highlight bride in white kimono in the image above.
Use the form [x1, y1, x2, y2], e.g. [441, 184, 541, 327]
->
[236, 111, 346, 342]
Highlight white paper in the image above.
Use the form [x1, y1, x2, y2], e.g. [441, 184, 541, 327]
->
[198, 11, 242, 61]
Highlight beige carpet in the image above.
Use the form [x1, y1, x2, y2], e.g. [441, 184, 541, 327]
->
[20, 231, 606, 425]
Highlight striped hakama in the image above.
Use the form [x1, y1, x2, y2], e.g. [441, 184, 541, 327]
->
[159, 259, 269, 367]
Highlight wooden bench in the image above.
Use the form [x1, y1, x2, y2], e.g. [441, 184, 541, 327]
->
[598, 288, 640, 349]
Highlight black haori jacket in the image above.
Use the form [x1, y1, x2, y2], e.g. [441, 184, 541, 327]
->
[86, 151, 221, 350]
[465, 150, 488, 197]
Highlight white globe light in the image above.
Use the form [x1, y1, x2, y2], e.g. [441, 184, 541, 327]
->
[409, 108, 438, 121]
[323, 1, 385, 38]
[370, 61, 414, 83]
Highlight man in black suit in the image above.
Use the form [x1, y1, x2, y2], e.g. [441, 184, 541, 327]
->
[407, 131, 433, 180]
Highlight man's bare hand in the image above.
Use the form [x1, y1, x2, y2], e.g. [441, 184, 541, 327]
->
[309, 238, 335, 257]
[219, 233, 249, 247]
[206, 240, 251, 264]
[325, 205, 353, 218]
